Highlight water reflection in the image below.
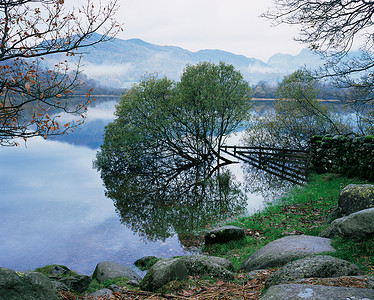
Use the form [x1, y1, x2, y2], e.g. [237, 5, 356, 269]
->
[242, 163, 296, 204]
[101, 167, 248, 244]
[0, 138, 187, 274]
[0, 100, 297, 275]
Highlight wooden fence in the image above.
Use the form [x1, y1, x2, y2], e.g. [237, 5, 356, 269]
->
[219, 145, 310, 185]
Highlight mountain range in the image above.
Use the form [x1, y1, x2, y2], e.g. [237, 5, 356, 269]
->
[47, 33, 324, 89]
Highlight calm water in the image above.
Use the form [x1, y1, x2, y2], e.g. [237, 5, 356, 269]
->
[0, 100, 275, 275]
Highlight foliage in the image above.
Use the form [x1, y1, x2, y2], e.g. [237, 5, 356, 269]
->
[96, 62, 251, 183]
[264, 0, 374, 121]
[0, 0, 121, 146]
[86, 277, 132, 294]
[94, 62, 251, 242]
[243, 70, 353, 149]
[203, 173, 371, 272]
[251, 81, 276, 99]
[264, 1, 374, 54]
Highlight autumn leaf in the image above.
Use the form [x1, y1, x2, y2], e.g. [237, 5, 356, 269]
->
[217, 280, 225, 286]
[25, 82, 30, 91]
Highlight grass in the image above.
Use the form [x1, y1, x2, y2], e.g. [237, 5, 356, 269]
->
[85, 277, 135, 293]
[203, 172, 374, 274]
[33, 264, 78, 278]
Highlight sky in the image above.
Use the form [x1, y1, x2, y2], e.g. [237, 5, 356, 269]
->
[113, 0, 304, 61]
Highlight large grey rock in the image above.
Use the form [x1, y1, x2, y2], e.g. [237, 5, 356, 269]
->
[0, 267, 61, 300]
[92, 261, 141, 283]
[240, 235, 335, 272]
[140, 258, 188, 292]
[337, 184, 374, 216]
[140, 255, 234, 292]
[204, 226, 245, 245]
[293, 276, 374, 289]
[320, 207, 374, 241]
[260, 284, 374, 300]
[265, 255, 362, 288]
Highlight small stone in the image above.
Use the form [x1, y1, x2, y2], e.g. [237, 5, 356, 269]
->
[127, 280, 140, 287]
[204, 226, 245, 245]
[88, 288, 113, 299]
[49, 265, 70, 276]
[109, 284, 122, 293]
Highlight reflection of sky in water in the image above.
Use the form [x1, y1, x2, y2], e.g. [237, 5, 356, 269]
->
[0, 138, 186, 275]
[0, 102, 268, 275]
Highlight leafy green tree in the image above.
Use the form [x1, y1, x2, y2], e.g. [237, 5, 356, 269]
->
[244, 70, 352, 149]
[95, 62, 251, 194]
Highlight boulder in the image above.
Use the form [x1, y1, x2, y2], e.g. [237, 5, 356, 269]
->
[140, 258, 188, 292]
[293, 275, 374, 289]
[59, 275, 92, 294]
[92, 261, 142, 283]
[0, 267, 61, 300]
[134, 256, 159, 271]
[140, 255, 234, 292]
[260, 284, 374, 300]
[204, 226, 245, 245]
[337, 184, 374, 217]
[320, 207, 374, 241]
[265, 255, 362, 288]
[240, 235, 335, 272]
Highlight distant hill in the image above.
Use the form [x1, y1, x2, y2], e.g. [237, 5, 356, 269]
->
[46, 33, 324, 88]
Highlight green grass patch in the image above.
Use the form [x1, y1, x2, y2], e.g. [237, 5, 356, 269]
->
[86, 277, 137, 293]
[203, 173, 371, 272]
[329, 238, 374, 273]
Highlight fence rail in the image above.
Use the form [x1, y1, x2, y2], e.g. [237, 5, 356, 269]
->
[219, 145, 310, 185]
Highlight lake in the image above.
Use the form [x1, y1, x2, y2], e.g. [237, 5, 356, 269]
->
[0, 100, 286, 275]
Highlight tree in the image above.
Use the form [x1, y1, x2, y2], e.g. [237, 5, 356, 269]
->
[0, 0, 121, 146]
[264, 0, 374, 105]
[243, 70, 352, 149]
[94, 62, 251, 194]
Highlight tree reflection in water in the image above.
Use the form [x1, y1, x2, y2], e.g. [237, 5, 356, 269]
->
[242, 163, 298, 205]
[99, 166, 247, 247]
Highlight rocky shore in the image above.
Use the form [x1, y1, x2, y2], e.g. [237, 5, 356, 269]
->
[1, 183, 374, 299]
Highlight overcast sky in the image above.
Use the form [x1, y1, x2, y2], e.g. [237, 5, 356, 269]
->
[114, 0, 304, 62]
